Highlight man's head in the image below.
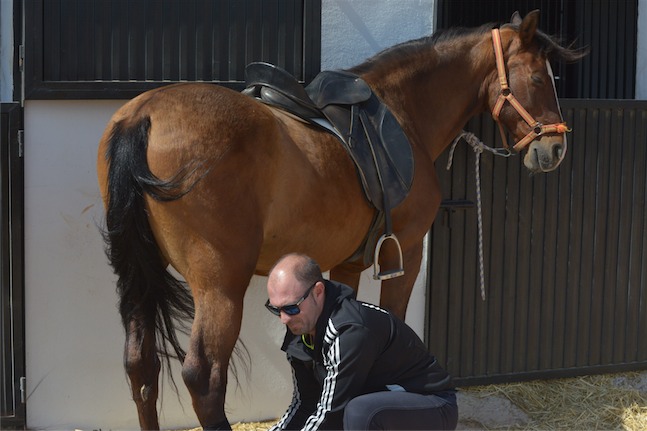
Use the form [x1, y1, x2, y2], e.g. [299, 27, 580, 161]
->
[266, 253, 325, 336]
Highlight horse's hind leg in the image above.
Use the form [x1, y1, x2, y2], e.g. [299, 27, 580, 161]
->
[181, 278, 246, 430]
[124, 316, 161, 430]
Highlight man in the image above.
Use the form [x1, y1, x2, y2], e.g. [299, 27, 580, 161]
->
[265, 253, 458, 430]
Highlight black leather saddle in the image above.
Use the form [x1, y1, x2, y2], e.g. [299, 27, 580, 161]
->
[243, 62, 415, 279]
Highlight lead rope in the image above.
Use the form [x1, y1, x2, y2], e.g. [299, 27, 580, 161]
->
[447, 131, 512, 301]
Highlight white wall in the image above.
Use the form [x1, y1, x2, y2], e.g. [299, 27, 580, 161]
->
[0, 0, 14, 102]
[637, 0, 647, 99]
[22, 1, 436, 429]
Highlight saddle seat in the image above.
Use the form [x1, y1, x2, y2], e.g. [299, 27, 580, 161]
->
[243, 62, 415, 280]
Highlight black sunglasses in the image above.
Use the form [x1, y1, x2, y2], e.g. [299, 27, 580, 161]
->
[265, 281, 318, 316]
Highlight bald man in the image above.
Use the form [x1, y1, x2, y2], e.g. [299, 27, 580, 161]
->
[265, 253, 457, 430]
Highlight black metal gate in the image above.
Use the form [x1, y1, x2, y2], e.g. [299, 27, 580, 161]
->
[0, 103, 25, 429]
[426, 100, 647, 385]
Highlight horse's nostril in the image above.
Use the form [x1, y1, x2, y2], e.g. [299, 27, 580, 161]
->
[553, 143, 564, 160]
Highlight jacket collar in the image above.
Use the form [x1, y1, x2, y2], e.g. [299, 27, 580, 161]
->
[281, 280, 355, 358]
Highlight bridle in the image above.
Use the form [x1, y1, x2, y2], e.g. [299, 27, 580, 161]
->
[490, 28, 570, 152]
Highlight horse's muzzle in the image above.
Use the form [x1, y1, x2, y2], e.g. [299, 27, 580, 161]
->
[523, 134, 567, 173]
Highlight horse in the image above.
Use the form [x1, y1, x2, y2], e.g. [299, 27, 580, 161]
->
[97, 10, 584, 430]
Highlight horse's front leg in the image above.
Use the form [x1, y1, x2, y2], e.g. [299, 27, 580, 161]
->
[379, 240, 424, 319]
[123, 316, 161, 430]
[181, 283, 245, 431]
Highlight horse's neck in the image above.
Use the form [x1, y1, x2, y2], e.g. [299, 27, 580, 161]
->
[364, 38, 493, 161]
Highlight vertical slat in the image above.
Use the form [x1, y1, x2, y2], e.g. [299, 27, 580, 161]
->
[128, 0, 146, 80]
[108, 0, 120, 79]
[427, 223, 450, 367]
[229, 0, 246, 80]
[1, 108, 13, 416]
[292, 0, 304, 79]
[538, 169, 559, 371]
[550, 130, 572, 368]
[60, 0, 79, 80]
[43, 0, 62, 81]
[215, 0, 230, 80]
[513, 159, 532, 372]
[178, 0, 197, 81]
[163, 0, 180, 80]
[262, 0, 279, 68]
[500, 131, 521, 375]
[481, 122, 503, 376]
[94, 0, 111, 80]
[592, 108, 615, 365]
[447, 146, 468, 376]
[76, 0, 93, 80]
[634, 111, 647, 361]
[195, 0, 212, 81]
[622, 109, 642, 362]
[461, 145, 478, 378]
[0, 103, 25, 427]
[612, 0, 623, 96]
[575, 107, 596, 366]
[600, 108, 624, 365]
[147, 2, 164, 81]
[624, 0, 638, 97]
[612, 108, 634, 363]
[245, 0, 263, 66]
[562, 104, 586, 369]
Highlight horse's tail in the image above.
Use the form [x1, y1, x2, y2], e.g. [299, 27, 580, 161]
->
[101, 116, 196, 369]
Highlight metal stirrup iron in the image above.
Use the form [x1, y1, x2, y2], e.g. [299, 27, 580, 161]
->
[373, 233, 404, 280]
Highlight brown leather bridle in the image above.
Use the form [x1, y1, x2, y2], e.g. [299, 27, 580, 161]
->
[490, 28, 570, 152]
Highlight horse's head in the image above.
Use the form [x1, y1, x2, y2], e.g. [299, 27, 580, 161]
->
[486, 10, 586, 173]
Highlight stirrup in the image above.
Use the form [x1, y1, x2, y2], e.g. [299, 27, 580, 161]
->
[373, 233, 405, 280]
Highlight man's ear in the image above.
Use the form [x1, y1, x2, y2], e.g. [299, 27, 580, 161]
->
[315, 280, 325, 296]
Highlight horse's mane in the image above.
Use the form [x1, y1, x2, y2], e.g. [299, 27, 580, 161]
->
[349, 21, 586, 75]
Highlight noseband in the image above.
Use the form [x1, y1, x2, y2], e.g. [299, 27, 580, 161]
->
[490, 28, 570, 152]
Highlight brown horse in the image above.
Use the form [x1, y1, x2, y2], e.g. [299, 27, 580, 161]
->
[97, 10, 584, 430]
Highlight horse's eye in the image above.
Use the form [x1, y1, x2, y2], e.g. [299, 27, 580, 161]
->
[531, 74, 543, 85]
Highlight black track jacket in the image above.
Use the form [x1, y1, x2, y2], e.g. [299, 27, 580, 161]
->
[270, 280, 454, 430]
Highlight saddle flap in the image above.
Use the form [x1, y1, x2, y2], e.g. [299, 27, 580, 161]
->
[378, 109, 415, 194]
[353, 98, 414, 210]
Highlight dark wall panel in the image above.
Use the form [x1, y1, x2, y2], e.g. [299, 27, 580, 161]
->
[427, 100, 647, 385]
[25, 0, 321, 99]
[437, 0, 638, 99]
[0, 103, 25, 428]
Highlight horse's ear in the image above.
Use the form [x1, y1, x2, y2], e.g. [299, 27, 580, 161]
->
[519, 9, 540, 47]
[510, 11, 522, 26]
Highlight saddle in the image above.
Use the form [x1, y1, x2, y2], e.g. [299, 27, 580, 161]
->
[243, 62, 414, 280]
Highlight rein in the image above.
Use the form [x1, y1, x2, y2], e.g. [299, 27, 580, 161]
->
[490, 28, 570, 152]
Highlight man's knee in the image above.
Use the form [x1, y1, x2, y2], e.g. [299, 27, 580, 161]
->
[343, 394, 378, 430]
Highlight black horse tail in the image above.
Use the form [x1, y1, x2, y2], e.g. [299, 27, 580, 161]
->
[101, 116, 197, 370]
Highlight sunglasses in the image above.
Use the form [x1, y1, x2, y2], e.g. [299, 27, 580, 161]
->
[265, 281, 318, 316]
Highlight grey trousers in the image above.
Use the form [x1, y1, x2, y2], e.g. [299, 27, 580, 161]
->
[343, 391, 458, 430]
